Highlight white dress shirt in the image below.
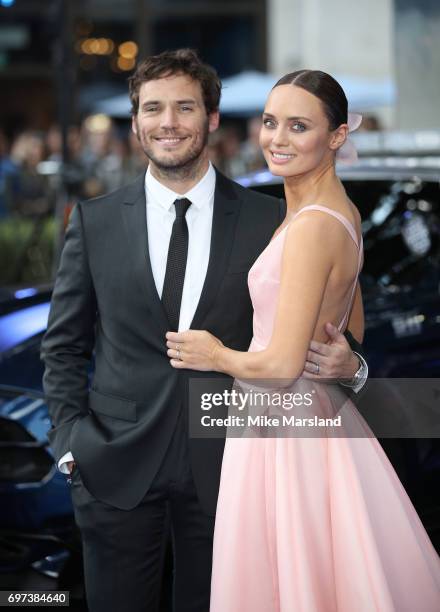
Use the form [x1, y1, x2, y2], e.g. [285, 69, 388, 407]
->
[146, 163, 215, 330]
[58, 164, 216, 473]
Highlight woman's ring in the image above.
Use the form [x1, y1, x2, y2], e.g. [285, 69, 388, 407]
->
[177, 349, 181, 360]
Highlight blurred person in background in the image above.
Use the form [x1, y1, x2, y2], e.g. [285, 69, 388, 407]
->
[0, 129, 20, 219]
[0, 130, 55, 285]
[46, 124, 65, 162]
[78, 113, 147, 198]
[106, 129, 149, 190]
[240, 115, 267, 173]
[207, 128, 224, 168]
[209, 118, 268, 179]
[212, 125, 247, 178]
[79, 113, 115, 198]
[128, 127, 150, 177]
[10, 130, 51, 216]
[45, 123, 83, 163]
[44, 124, 96, 205]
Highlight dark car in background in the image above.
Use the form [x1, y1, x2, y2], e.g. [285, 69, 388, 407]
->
[0, 289, 84, 602]
[0, 384, 82, 580]
[0, 155, 439, 596]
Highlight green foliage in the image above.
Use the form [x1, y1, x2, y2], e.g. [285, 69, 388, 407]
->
[0, 217, 57, 285]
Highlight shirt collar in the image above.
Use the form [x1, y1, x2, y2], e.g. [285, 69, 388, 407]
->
[145, 162, 216, 213]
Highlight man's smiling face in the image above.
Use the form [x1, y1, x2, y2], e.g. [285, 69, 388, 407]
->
[132, 73, 219, 173]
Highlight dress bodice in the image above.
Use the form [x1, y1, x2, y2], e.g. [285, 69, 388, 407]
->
[248, 205, 363, 351]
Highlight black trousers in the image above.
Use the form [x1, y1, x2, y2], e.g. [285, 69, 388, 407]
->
[70, 412, 215, 612]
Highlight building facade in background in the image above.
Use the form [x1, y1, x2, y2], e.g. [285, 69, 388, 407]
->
[395, 0, 440, 130]
[0, 0, 439, 131]
[268, 0, 394, 127]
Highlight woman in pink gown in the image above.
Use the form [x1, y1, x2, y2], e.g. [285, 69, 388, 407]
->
[167, 70, 440, 611]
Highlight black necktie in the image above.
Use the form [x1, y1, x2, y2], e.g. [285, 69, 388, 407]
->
[161, 198, 192, 331]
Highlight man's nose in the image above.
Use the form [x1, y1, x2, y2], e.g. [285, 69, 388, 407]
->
[160, 107, 179, 130]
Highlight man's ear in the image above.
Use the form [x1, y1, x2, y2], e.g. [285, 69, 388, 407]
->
[208, 111, 220, 134]
[131, 115, 138, 137]
[329, 124, 348, 151]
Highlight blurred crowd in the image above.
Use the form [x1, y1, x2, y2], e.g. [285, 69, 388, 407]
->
[0, 109, 383, 221]
[0, 115, 270, 221]
[0, 111, 380, 285]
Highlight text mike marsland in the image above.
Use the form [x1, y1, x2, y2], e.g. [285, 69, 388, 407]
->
[200, 414, 342, 428]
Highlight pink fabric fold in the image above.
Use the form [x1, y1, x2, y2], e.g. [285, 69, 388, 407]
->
[336, 111, 362, 165]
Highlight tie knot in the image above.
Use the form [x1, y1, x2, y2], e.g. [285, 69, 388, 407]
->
[173, 198, 192, 218]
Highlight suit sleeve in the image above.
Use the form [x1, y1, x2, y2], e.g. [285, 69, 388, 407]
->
[344, 329, 363, 355]
[41, 203, 97, 462]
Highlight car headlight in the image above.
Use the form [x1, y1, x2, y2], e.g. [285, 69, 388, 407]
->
[401, 212, 431, 257]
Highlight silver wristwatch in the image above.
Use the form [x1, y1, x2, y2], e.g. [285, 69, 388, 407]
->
[340, 352, 368, 392]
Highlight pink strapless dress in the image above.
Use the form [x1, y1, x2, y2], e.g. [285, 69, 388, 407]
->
[209, 205, 440, 611]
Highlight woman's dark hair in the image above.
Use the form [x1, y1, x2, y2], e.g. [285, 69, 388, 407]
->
[273, 70, 348, 130]
[128, 48, 222, 116]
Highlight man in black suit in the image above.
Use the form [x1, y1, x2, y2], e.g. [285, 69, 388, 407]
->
[41, 49, 367, 612]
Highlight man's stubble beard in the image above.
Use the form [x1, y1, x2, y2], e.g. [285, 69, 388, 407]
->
[135, 117, 210, 183]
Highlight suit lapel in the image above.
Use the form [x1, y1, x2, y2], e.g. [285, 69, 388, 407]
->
[190, 170, 242, 329]
[121, 173, 170, 333]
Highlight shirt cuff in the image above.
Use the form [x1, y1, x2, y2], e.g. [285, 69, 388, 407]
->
[58, 451, 74, 474]
[340, 351, 368, 394]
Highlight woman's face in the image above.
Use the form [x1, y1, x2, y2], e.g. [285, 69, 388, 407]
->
[259, 84, 346, 178]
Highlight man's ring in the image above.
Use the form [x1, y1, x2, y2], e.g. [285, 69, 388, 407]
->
[315, 361, 320, 375]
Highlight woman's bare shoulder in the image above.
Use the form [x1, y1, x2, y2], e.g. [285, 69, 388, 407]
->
[323, 195, 362, 238]
[347, 199, 361, 220]
[347, 199, 362, 236]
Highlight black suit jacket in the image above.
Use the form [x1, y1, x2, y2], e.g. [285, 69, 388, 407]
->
[41, 169, 364, 515]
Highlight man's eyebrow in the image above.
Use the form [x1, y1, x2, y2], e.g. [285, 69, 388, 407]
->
[263, 112, 312, 122]
[141, 99, 197, 106]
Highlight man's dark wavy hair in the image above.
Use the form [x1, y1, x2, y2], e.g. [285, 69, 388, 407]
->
[128, 48, 222, 116]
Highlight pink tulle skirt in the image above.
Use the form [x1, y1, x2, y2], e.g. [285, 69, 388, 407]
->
[210, 383, 440, 612]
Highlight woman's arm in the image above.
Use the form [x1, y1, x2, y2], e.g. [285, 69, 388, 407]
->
[167, 213, 341, 381]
